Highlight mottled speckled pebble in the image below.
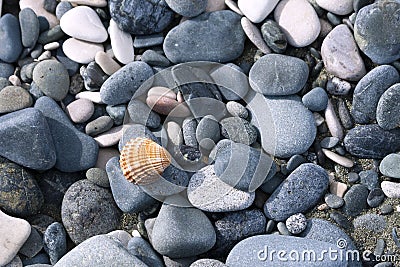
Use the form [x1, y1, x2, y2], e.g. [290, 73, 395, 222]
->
[285, 213, 307, 234]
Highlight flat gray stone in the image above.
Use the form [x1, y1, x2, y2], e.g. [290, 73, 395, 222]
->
[380, 153, 400, 179]
[377, 83, 400, 130]
[0, 14, 22, 63]
[165, 0, 207, 17]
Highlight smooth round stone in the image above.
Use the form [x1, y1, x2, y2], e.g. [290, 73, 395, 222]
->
[20, 0, 59, 28]
[354, 0, 400, 64]
[127, 237, 164, 267]
[141, 50, 170, 67]
[302, 87, 328, 111]
[19, 8, 40, 48]
[320, 136, 339, 149]
[94, 126, 123, 147]
[133, 33, 164, 48]
[0, 62, 14, 78]
[66, 99, 94, 123]
[367, 188, 385, 208]
[165, 0, 207, 17]
[321, 24, 366, 81]
[252, 95, 316, 158]
[0, 86, 33, 113]
[249, 54, 309, 96]
[241, 17, 271, 54]
[32, 60, 69, 101]
[316, 0, 353, 15]
[209, 63, 249, 101]
[196, 115, 220, 143]
[285, 213, 307, 234]
[209, 210, 266, 257]
[0, 163, 43, 217]
[285, 155, 306, 172]
[226, 235, 347, 267]
[238, 0, 279, 23]
[0, 108, 56, 171]
[260, 19, 287, 53]
[359, 170, 378, 190]
[226, 101, 248, 119]
[54, 235, 147, 266]
[348, 172, 359, 183]
[62, 38, 103, 64]
[274, 0, 320, 47]
[351, 65, 399, 124]
[86, 167, 109, 187]
[0, 210, 31, 266]
[377, 83, 400, 130]
[326, 77, 352, 95]
[380, 153, 400, 178]
[220, 117, 257, 145]
[342, 184, 369, 216]
[325, 193, 344, 208]
[264, 163, 329, 221]
[60, 6, 107, 43]
[353, 214, 386, 233]
[151, 203, 216, 258]
[187, 165, 255, 212]
[109, 19, 134, 65]
[43, 222, 67, 265]
[128, 99, 160, 129]
[109, 0, 174, 35]
[85, 115, 114, 136]
[382, 181, 400, 198]
[43, 42, 60, 51]
[61, 180, 121, 244]
[0, 14, 23, 63]
[106, 157, 156, 213]
[322, 149, 354, 168]
[164, 10, 245, 63]
[100, 61, 153, 105]
[344, 124, 400, 159]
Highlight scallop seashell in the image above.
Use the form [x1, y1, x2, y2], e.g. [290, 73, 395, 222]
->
[120, 137, 171, 185]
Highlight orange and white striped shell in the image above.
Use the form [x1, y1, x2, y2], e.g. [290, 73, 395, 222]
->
[119, 137, 171, 185]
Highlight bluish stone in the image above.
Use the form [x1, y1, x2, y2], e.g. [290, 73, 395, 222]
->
[43, 222, 67, 265]
[353, 214, 386, 233]
[0, 14, 22, 63]
[359, 170, 379, 190]
[165, 0, 207, 17]
[377, 83, 400, 130]
[249, 54, 309, 96]
[56, 1, 73, 19]
[106, 104, 126, 126]
[380, 153, 400, 179]
[0, 108, 56, 170]
[220, 117, 257, 145]
[109, 0, 174, 35]
[106, 157, 157, 213]
[34, 96, 99, 172]
[325, 194, 344, 209]
[100, 61, 154, 105]
[19, 8, 40, 48]
[264, 163, 329, 221]
[302, 87, 329, 111]
[367, 188, 385, 208]
[342, 184, 369, 216]
[127, 237, 164, 267]
[141, 50, 170, 67]
[133, 33, 164, 48]
[196, 115, 220, 143]
[164, 11, 245, 63]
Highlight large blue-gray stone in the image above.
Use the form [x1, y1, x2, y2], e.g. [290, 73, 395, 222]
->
[0, 14, 22, 63]
[376, 83, 400, 130]
[0, 108, 56, 170]
[164, 10, 245, 63]
[226, 235, 348, 267]
[34, 96, 98, 172]
[100, 61, 154, 105]
[264, 163, 329, 221]
[19, 8, 40, 48]
[127, 237, 164, 267]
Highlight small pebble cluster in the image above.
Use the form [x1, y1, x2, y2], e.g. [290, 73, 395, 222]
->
[0, 0, 400, 266]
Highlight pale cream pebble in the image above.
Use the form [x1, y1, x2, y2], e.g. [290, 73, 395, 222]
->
[95, 51, 121, 76]
[330, 181, 348, 198]
[322, 149, 354, 168]
[317, 203, 329, 211]
[43, 42, 60, 51]
[8, 75, 21, 86]
[94, 126, 123, 147]
[225, 0, 243, 15]
[206, 0, 226, 12]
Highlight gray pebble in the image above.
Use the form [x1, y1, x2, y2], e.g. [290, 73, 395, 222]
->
[133, 33, 164, 48]
[43, 222, 67, 265]
[128, 99, 160, 129]
[286, 154, 306, 172]
[127, 237, 164, 267]
[320, 136, 340, 149]
[38, 25, 64, 44]
[196, 115, 220, 143]
[182, 118, 198, 148]
[220, 117, 257, 145]
[353, 214, 386, 233]
[260, 19, 287, 53]
[55, 2, 73, 19]
[277, 222, 291, 235]
[106, 104, 126, 126]
[141, 50, 170, 67]
[86, 167, 110, 188]
[381, 204, 394, 215]
[19, 8, 40, 48]
[359, 170, 379, 190]
[329, 212, 353, 230]
[342, 184, 369, 216]
[337, 98, 354, 130]
[85, 116, 114, 136]
[302, 87, 328, 111]
[348, 172, 359, 183]
[326, 77, 352, 95]
[226, 101, 248, 119]
[367, 188, 385, 208]
[0, 14, 23, 63]
[19, 227, 43, 258]
[377, 83, 400, 130]
[325, 193, 345, 208]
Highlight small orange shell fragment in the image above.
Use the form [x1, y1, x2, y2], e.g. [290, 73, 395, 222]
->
[119, 137, 171, 185]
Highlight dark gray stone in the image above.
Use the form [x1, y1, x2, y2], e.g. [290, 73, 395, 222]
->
[100, 61, 154, 105]
[0, 162, 43, 217]
[19, 227, 43, 258]
[344, 124, 400, 159]
[0, 108, 56, 170]
[38, 25, 65, 44]
[151, 203, 216, 258]
[106, 156, 157, 213]
[377, 83, 400, 130]
[249, 54, 308, 96]
[329, 212, 353, 230]
[286, 154, 307, 172]
[348, 172, 360, 183]
[367, 188, 385, 208]
[81, 62, 109, 91]
[325, 193, 345, 209]
[354, 0, 400, 64]
[260, 19, 287, 53]
[226, 235, 348, 267]
[21, 252, 50, 266]
[85, 116, 114, 136]
[165, 0, 207, 17]
[380, 204, 394, 215]
[220, 117, 257, 145]
[164, 11, 245, 63]
[86, 168, 109, 187]
[133, 33, 164, 48]
[353, 214, 386, 233]
[56, 46, 79, 76]
[0, 62, 14, 78]
[43, 0, 57, 13]
[53, 235, 148, 267]
[337, 98, 354, 129]
[359, 170, 379, 190]
[35, 96, 99, 172]
[264, 163, 329, 221]
[0, 14, 22, 63]
[19, 8, 40, 48]
[320, 137, 340, 149]
[141, 50, 170, 67]
[109, 0, 174, 35]
[342, 184, 369, 216]
[61, 180, 121, 244]
[43, 222, 67, 265]
[128, 99, 160, 129]
[302, 87, 328, 111]
[351, 65, 399, 124]
[127, 237, 164, 267]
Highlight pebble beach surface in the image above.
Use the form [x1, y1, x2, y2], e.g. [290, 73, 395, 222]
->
[1, 0, 400, 266]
